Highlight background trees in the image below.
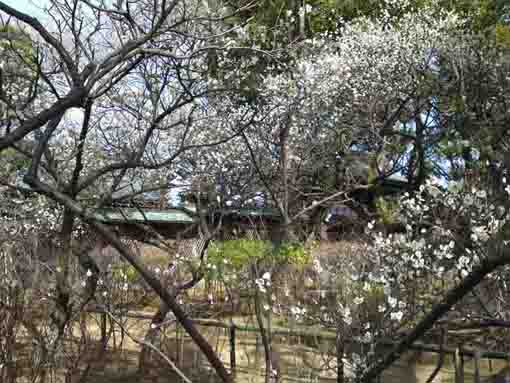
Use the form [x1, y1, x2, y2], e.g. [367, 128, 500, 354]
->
[1, 0, 510, 382]
[0, 1, 262, 381]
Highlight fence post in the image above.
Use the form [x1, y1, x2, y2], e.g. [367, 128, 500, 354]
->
[101, 311, 107, 347]
[454, 346, 464, 383]
[473, 350, 481, 383]
[229, 321, 236, 379]
[255, 333, 260, 364]
[176, 323, 181, 365]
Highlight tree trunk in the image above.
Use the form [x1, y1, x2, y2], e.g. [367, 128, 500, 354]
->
[25, 176, 235, 383]
[52, 208, 74, 334]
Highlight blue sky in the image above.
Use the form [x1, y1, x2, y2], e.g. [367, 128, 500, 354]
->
[3, 0, 47, 19]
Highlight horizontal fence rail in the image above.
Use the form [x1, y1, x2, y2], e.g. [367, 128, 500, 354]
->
[85, 305, 510, 360]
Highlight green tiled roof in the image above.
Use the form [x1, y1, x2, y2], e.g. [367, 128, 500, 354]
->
[95, 208, 195, 224]
[95, 207, 281, 224]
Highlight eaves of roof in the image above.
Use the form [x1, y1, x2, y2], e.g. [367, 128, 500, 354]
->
[96, 207, 281, 224]
[95, 208, 196, 224]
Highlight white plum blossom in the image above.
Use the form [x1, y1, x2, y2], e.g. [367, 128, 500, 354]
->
[353, 296, 365, 305]
[290, 306, 307, 321]
[340, 305, 352, 325]
[255, 278, 267, 293]
[312, 259, 323, 274]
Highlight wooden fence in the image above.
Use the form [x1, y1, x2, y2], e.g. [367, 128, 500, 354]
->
[85, 305, 510, 383]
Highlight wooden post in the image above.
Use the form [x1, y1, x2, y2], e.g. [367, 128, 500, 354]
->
[101, 312, 107, 347]
[455, 347, 464, 383]
[255, 334, 260, 364]
[194, 344, 200, 369]
[473, 350, 481, 383]
[426, 327, 446, 383]
[336, 320, 344, 383]
[111, 315, 117, 350]
[176, 324, 181, 365]
[179, 327, 184, 367]
[229, 321, 236, 379]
